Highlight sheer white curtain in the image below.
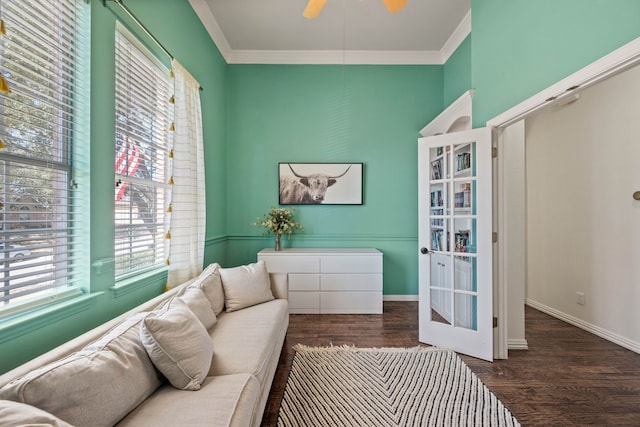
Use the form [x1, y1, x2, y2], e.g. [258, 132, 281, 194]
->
[167, 59, 206, 287]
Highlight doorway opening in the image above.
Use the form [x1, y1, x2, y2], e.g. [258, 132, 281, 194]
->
[492, 37, 640, 357]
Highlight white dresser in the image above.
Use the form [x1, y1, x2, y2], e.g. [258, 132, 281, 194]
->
[257, 248, 383, 314]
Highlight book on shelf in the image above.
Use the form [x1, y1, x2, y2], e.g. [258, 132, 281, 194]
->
[454, 183, 471, 208]
[455, 229, 470, 253]
[430, 159, 442, 180]
[430, 190, 443, 207]
[462, 183, 471, 207]
[430, 207, 444, 228]
[455, 152, 471, 172]
[431, 229, 443, 251]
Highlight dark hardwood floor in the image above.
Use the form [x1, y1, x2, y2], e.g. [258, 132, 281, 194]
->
[262, 302, 640, 426]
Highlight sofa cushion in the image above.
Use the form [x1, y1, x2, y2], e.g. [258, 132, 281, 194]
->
[189, 262, 225, 315]
[208, 299, 288, 385]
[170, 286, 216, 329]
[219, 260, 274, 312]
[116, 373, 260, 427]
[140, 299, 213, 391]
[0, 400, 74, 427]
[0, 313, 162, 427]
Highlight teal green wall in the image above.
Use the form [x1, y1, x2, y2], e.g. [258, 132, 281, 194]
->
[0, 0, 226, 374]
[471, 0, 640, 126]
[225, 65, 443, 295]
[444, 35, 472, 107]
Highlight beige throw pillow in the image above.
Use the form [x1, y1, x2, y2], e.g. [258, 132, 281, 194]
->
[189, 262, 225, 315]
[171, 287, 216, 330]
[140, 299, 213, 390]
[0, 400, 74, 427]
[0, 313, 162, 427]
[219, 260, 274, 312]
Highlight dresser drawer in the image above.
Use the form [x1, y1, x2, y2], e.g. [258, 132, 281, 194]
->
[320, 255, 382, 273]
[289, 291, 320, 314]
[289, 274, 320, 291]
[320, 291, 383, 314]
[320, 274, 382, 292]
[259, 255, 320, 273]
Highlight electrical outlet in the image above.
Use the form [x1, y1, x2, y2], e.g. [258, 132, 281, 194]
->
[576, 292, 585, 305]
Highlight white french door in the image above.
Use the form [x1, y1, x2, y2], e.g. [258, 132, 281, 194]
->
[418, 128, 493, 361]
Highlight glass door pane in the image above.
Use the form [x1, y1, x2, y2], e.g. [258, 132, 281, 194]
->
[429, 145, 449, 324]
[429, 142, 478, 331]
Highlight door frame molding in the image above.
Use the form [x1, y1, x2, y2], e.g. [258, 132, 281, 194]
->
[487, 36, 640, 356]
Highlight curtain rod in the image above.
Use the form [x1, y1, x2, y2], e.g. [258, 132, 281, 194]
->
[102, 0, 203, 91]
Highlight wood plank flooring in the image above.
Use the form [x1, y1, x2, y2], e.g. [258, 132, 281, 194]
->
[262, 303, 640, 426]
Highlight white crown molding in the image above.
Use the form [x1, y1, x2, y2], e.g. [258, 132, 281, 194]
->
[189, 0, 232, 60]
[440, 10, 471, 63]
[190, 0, 471, 65]
[228, 50, 442, 65]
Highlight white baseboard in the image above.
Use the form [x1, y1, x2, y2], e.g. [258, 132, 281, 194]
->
[384, 295, 419, 302]
[526, 299, 640, 354]
[507, 338, 529, 351]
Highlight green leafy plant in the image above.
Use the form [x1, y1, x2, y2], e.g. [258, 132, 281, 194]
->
[252, 206, 303, 239]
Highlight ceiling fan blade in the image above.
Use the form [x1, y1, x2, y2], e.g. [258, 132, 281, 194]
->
[303, 0, 327, 19]
[382, 0, 408, 14]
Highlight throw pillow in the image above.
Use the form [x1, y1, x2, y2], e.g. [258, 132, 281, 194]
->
[0, 313, 162, 427]
[219, 260, 274, 312]
[189, 262, 225, 315]
[140, 299, 213, 390]
[0, 400, 74, 427]
[171, 287, 216, 330]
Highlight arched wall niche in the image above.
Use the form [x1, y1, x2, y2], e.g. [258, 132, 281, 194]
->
[446, 116, 471, 133]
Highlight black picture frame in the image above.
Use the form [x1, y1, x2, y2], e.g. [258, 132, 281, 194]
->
[278, 162, 363, 205]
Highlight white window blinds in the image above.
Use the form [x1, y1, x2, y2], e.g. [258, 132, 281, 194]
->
[0, 0, 89, 312]
[114, 26, 172, 278]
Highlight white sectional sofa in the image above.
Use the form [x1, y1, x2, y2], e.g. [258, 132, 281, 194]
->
[0, 260, 288, 427]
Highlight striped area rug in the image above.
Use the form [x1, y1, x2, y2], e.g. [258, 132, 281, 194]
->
[277, 345, 521, 427]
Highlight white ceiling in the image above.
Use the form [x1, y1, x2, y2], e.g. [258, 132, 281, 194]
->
[189, 0, 471, 65]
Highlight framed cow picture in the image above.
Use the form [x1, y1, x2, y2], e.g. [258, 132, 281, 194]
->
[278, 163, 363, 205]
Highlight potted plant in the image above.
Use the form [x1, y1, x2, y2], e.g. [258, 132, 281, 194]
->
[253, 206, 304, 251]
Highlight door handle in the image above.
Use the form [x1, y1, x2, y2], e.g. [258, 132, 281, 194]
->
[420, 247, 431, 255]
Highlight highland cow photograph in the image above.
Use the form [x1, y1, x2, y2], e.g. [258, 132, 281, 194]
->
[278, 163, 363, 205]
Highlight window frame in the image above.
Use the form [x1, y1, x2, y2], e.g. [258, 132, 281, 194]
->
[113, 23, 173, 282]
[0, 0, 90, 319]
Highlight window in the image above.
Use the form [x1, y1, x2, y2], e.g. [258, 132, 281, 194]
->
[0, 0, 89, 315]
[114, 25, 172, 278]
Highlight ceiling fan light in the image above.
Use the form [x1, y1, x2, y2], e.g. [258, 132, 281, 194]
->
[303, 0, 327, 19]
[382, 0, 408, 14]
